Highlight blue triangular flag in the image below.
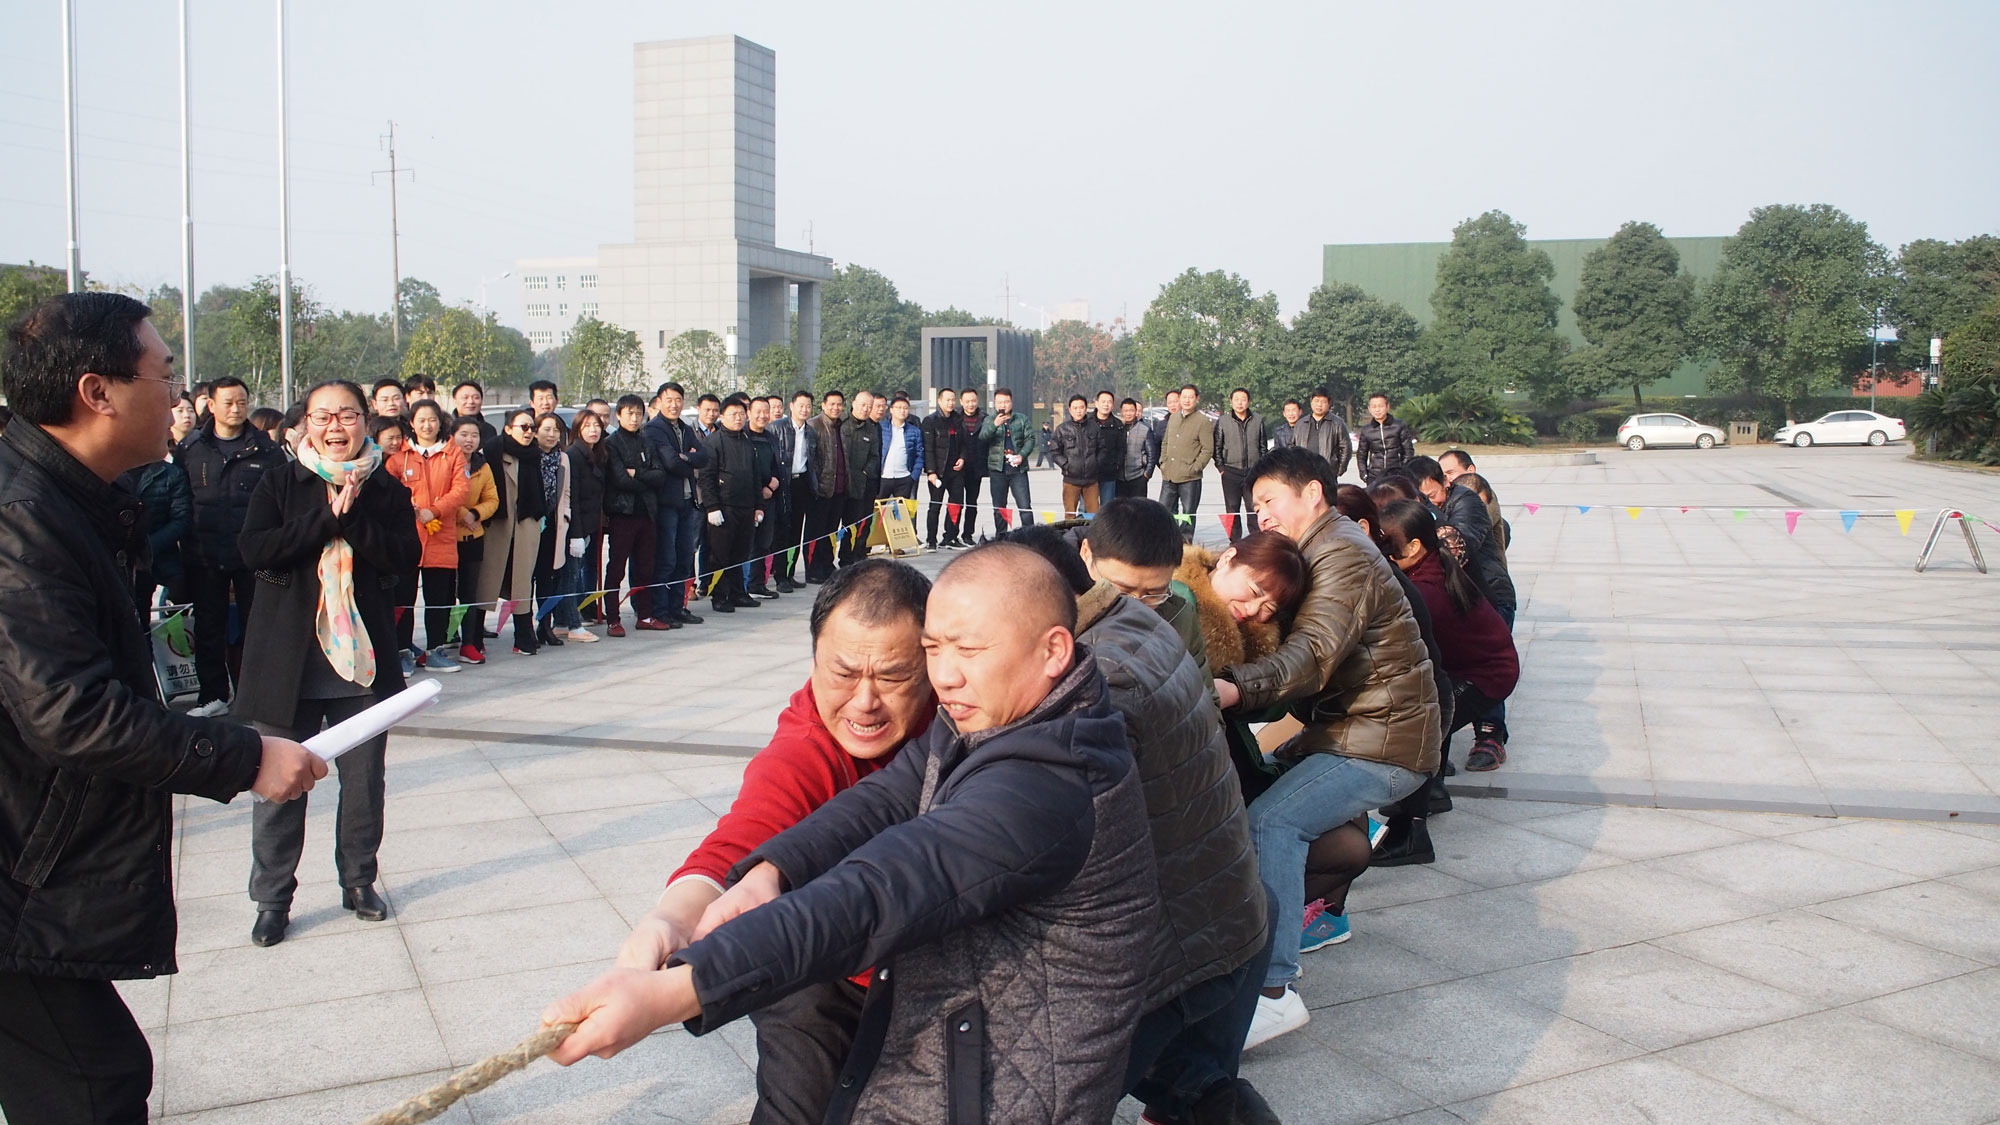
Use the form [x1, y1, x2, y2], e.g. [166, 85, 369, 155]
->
[1840, 510, 1859, 533]
[1576, 505, 1592, 515]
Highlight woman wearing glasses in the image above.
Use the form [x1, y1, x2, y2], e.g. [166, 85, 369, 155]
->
[234, 380, 420, 946]
[475, 408, 551, 655]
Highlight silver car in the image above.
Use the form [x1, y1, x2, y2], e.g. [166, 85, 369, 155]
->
[1616, 412, 1726, 451]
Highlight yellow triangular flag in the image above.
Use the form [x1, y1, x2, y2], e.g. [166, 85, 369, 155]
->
[576, 591, 605, 613]
[1626, 507, 1642, 520]
[1896, 509, 1915, 536]
[1042, 510, 1056, 523]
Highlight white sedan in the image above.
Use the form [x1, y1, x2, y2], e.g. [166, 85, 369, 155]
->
[1616, 412, 1727, 451]
[1771, 410, 1906, 448]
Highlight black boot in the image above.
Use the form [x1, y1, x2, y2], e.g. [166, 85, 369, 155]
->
[251, 908, 289, 947]
[710, 597, 735, 614]
[1372, 817, 1435, 867]
[1425, 775, 1453, 816]
[512, 613, 539, 654]
[536, 621, 565, 647]
[342, 885, 389, 921]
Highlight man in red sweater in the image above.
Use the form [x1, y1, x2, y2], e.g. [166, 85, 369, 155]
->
[614, 559, 935, 1125]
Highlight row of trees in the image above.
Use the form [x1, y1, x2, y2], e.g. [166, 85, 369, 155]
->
[1127, 209, 2000, 420]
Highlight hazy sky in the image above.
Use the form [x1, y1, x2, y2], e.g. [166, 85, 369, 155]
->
[3, 0, 1996, 333]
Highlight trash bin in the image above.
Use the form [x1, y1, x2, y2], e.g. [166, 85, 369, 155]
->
[1730, 421, 1759, 444]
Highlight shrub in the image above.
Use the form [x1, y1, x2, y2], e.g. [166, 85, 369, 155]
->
[1907, 379, 2000, 464]
[1556, 414, 1601, 444]
[1400, 388, 1535, 446]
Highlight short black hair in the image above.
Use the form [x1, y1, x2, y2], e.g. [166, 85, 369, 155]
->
[823, 389, 845, 402]
[2, 292, 153, 425]
[936, 386, 956, 398]
[1082, 497, 1183, 569]
[451, 414, 486, 435]
[407, 399, 448, 430]
[1179, 383, 1199, 396]
[1068, 394, 1087, 406]
[528, 379, 559, 398]
[1120, 397, 1140, 410]
[721, 393, 750, 411]
[615, 393, 645, 412]
[404, 374, 436, 394]
[452, 380, 483, 396]
[1001, 525, 1092, 596]
[1310, 387, 1332, 402]
[697, 393, 721, 407]
[248, 407, 284, 433]
[809, 558, 932, 647]
[369, 415, 411, 441]
[1438, 448, 1474, 471]
[209, 375, 248, 395]
[1095, 388, 1114, 400]
[302, 379, 368, 415]
[1282, 398, 1302, 411]
[993, 387, 1014, 399]
[1245, 446, 1339, 505]
[371, 378, 404, 396]
[654, 381, 684, 400]
[1368, 392, 1391, 405]
[791, 390, 814, 403]
[1230, 387, 1250, 400]
[587, 397, 611, 408]
[891, 393, 910, 405]
[1406, 454, 1446, 488]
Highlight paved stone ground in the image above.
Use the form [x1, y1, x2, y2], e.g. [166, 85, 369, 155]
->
[64, 445, 2000, 1123]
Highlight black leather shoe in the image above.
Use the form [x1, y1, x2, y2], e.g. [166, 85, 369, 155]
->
[729, 594, 760, 608]
[710, 598, 735, 613]
[537, 625, 565, 647]
[673, 608, 705, 625]
[342, 885, 389, 921]
[1426, 777, 1454, 816]
[1372, 818, 1435, 867]
[251, 909, 289, 946]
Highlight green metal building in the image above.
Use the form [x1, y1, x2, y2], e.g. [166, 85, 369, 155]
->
[1322, 236, 1728, 396]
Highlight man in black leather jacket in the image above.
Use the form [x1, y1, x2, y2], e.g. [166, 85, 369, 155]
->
[0, 293, 324, 1123]
[1356, 393, 1416, 484]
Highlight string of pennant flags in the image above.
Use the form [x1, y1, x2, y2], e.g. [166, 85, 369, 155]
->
[143, 499, 1996, 636]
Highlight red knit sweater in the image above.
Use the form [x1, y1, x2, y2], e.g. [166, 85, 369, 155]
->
[671, 680, 930, 888]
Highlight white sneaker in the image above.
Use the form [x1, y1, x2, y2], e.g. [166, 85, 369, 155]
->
[188, 698, 231, 718]
[564, 627, 601, 643]
[1243, 987, 1308, 1051]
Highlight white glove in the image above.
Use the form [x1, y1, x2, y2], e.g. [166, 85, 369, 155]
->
[754, 510, 764, 526]
[707, 510, 725, 527]
[568, 538, 587, 559]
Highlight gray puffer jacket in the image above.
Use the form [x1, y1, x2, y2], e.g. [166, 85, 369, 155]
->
[1076, 581, 1265, 1009]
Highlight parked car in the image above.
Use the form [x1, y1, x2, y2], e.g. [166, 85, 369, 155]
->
[1771, 410, 1906, 448]
[1616, 412, 1727, 451]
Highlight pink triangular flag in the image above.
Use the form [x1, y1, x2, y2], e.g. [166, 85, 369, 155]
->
[1523, 503, 1540, 515]
[1679, 506, 1690, 514]
[1784, 510, 1803, 535]
[1218, 513, 1236, 538]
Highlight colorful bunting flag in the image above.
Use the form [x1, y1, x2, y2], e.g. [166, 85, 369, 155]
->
[786, 547, 798, 572]
[1042, 510, 1057, 523]
[1784, 510, 1803, 535]
[1895, 510, 1916, 536]
[496, 599, 517, 620]
[1523, 503, 1540, 515]
[446, 604, 468, 642]
[946, 503, 962, 523]
[1218, 513, 1236, 538]
[576, 592, 604, 614]
[537, 596, 561, 619]
[1679, 506, 1691, 514]
[1839, 510, 1859, 533]
[1576, 505, 1592, 515]
[1175, 513, 1193, 526]
[1733, 509, 1748, 522]
[161, 610, 189, 651]
[1626, 507, 1642, 520]
[996, 508, 1013, 530]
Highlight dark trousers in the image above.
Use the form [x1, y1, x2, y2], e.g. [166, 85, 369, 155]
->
[456, 537, 485, 650]
[1387, 678, 1499, 825]
[839, 497, 874, 566]
[780, 475, 814, 582]
[925, 472, 964, 546]
[1159, 478, 1203, 524]
[707, 507, 755, 604]
[1123, 885, 1277, 1114]
[189, 564, 254, 703]
[747, 495, 779, 589]
[958, 472, 986, 541]
[747, 978, 866, 1125]
[804, 491, 844, 581]
[603, 513, 656, 623]
[395, 568, 457, 652]
[652, 504, 700, 615]
[1118, 476, 1150, 501]
[878, 476, 915, 502]
[249, 695, 386, 910]
[578, 533, 604, 622]
[1219, 467, 1251, 540]
[1482, 601, 1517, 741]
[0, 972, 153, 1125]
[990, 469, 1033, 529]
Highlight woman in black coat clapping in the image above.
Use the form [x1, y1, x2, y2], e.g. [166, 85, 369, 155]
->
[234, 379, 420, 947]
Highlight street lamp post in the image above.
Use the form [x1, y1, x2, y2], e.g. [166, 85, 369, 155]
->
[178, 0, 196, 388]
[60, 0, 81, 292]
[1869, 309, 1880, 414]
[275, 0, 295, 405]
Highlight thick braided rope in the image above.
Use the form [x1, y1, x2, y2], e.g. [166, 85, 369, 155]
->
[358, 1022, 577, 1125]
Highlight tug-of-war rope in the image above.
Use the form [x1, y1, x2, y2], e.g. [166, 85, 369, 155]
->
[358, 1022, 576, 1125]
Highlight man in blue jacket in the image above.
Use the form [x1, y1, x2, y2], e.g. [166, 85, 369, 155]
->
[544, 546, 1162, 1123]
[644, 381, 709, 626]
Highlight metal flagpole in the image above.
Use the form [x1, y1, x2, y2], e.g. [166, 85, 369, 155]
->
[179, 0, 196, 388]
[60, 0, 82, 292]
[275, 0, 294, 404]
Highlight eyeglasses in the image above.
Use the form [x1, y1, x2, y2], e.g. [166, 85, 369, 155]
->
[306, 408, 364, 427]
[1106, 581, 1172, 606]
[508, 422, 534, 433]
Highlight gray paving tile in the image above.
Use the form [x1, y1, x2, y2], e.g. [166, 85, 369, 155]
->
[1783, 816, 2000, 878]
[507, 769, 696, 817]
[1810, 878, 2000, 964]
[538, 797, 719, 853]
[459, 1024, 756, 1123]
[167, 926, 418, 1024]
[1647, 837, 1917, 909]
[381, 782, 536, 828]
[423, 961, 612, 1066]
[157, 987, 449, 1115]
[115, 975, 170, 1031]
[1426, 818, 1612, 889]
[1348, 862, 1486, 911]
[373, 815, 563, 875]
[400, 898, 631, 985]
[1851, 967, 2000, 1065]
[569, 837, 703, 901]
[1662, 1009, 2000, 1125]
[1478, 943, 1820, 1051]
[1233, 1020, 1435, 1123]
[1519, 805, 1758, 861]
[1655, 909, 1983, 1005]
[160, 1069, 469, 1124]
[1319, 977, 1643, 1105]
[386, 851, 602, 925]
[1294, 932, 1466, 1008]
[1446, 1055, 1811, 1123]
[1359, 886, 1623, 978]
[1519, 862, 1775, 944]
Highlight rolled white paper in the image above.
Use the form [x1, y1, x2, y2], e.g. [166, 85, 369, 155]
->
[252, 679, 443, 802]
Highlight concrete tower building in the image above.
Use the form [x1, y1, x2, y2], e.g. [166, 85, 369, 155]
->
[519, 35, 831, 385]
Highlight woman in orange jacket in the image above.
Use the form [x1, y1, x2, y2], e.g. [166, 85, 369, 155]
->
[385, 401, 470, 673]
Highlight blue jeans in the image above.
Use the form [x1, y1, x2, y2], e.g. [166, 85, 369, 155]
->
[1159, 478, 1202, 524]
[1122, 885, 1276, 1113]
[551, 557, 584, 629]
[989, 469, 1034, 528]
[652, 504, 701, 614]
[1250, 752, 1421, 988]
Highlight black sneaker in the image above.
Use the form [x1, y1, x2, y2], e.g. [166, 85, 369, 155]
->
[673, 608, 704, 625]
[1371, 818, 1435, 867]
[709, 599, 735, 614]
[748, 586, 779, 599]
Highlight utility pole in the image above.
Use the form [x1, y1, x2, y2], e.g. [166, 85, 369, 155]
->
[373, 122, 415, 348]
[275, 0, 294, 405]
[60, 0, 81, 292]
[178, 0, 195, 387]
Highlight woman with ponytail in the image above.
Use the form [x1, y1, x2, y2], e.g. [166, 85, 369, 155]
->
[474, 408, 549, 655]
[1372, 498, 1519, 865]
[234, 380, 420, 946]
